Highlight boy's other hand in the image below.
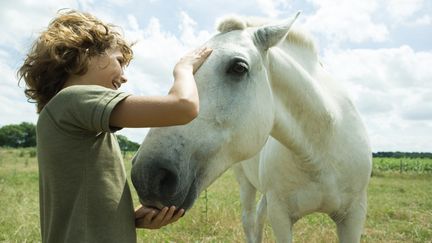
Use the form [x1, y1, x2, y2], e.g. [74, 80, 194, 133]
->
[135, 205, 185, 229]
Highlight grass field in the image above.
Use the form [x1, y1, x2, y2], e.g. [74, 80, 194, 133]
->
[0, 147, 431, 242]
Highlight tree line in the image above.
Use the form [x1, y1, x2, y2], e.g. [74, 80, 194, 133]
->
[1, 123, 431, 157]
[0, 122, 139, 151]
[373, 151, 432, 159]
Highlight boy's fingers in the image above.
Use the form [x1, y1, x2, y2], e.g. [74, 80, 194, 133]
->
[143, 210, 156, 222]
[135, 209, 156, 228]
[192, 47, 212, 58]
[135, 206, 156, 219]
[199, 47, 212, 55]
[161, 206, 176, 223]
[197, 46, 209, 53]
[153, 207, 169, 223]
[203, 47, 213, 55]
[192, 49, 212, 73]
[135, 217, 147, 228]
[199, 47, 212, 57]
[136, 207, 185, 229]
[170, 208, 185, 223]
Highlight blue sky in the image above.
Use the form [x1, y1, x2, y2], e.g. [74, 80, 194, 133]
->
[1, 0, 431, 152]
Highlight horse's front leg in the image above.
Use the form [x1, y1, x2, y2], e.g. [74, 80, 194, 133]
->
[255, 194, 267, 243]
[233, 164, 258, 243]
[333, 190, 367, 243]
[267, 191, 294, 243]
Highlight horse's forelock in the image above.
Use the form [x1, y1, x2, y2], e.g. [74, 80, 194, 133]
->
[216, 16, 247, 33]
[217, 16, 272, 33]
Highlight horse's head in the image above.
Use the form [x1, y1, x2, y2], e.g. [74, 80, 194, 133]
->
[131, 13, 300, 211]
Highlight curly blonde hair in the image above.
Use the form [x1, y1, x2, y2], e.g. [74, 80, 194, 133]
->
[18, 9, 134, 113]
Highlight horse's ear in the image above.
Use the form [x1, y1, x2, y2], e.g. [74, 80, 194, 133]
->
[253, 11, 301, 51]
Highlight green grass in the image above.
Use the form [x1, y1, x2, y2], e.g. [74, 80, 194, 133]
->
[1, 148, 431, 242]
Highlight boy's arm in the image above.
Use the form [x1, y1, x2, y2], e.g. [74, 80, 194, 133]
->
[109, 47, 212, 128]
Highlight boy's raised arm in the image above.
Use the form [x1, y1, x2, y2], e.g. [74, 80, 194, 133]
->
[109, 47, 212, 128]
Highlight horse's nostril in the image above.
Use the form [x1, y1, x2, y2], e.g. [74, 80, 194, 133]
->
[154, 167, 178, 196]
[131, 159, 182, 204]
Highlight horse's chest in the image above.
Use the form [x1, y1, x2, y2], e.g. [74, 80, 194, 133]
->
[256, 139, 343, 214]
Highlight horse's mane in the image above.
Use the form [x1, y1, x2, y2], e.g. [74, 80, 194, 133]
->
[216, 15, 317, 55]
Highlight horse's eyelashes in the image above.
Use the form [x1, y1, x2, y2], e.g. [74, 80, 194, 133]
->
[228, 61, 249, 75]
[234, 63, 248, 73]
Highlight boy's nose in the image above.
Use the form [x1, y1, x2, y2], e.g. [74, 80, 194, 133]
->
[120, 76, 127, 83]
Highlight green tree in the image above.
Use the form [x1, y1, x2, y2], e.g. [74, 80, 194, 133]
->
[116, 134, 140, 151]
[0, 122, 36, 147]
[20, 122, 36, 147]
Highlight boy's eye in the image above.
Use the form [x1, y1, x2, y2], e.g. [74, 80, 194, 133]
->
[117, 58, 125, 66]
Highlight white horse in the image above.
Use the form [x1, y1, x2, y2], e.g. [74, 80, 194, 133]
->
[131, 12, 372, 243]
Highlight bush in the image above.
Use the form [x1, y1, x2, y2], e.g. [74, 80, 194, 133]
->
[0, 122, 36, 148]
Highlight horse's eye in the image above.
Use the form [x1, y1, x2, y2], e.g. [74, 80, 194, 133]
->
[228, 62, 248, 75]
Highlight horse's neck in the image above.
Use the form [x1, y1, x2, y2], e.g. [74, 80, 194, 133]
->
[268, 46, 340, 161]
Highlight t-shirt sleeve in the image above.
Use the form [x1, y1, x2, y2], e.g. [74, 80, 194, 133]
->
[45, 85, 130, 135]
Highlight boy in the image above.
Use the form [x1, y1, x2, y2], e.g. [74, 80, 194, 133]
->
[18, 9, 211, 243]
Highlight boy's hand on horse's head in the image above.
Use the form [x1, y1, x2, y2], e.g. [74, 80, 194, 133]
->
[135, 205, 185, 229]
[174, 47, 213, 74]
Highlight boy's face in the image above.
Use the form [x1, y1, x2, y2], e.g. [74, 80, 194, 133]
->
[84, 48, 127, 90]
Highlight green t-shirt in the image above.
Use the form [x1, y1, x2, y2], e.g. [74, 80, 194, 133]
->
[36, 85, 136, 243]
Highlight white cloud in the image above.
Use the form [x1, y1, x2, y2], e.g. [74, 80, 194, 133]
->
[400, 91, 432, 121]
[106, 0, 131, 5]
[366, 117, 431, 152]
[127, 14, 140, 31]
[179, 11, 212, 47]
[123, 17, 184, 95]
[0, 51, 37, 126]
[303, 0, 389, 44]
[256, 0, 290, 18]
[323, 46, 432, 90]
[0, 0, 79, 51]
[383, 0, 425, 21]
[322, 46, 432, 151]
[411, 15, 432, 26]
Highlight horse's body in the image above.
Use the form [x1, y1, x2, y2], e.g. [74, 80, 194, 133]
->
[131, 12, 372, 242]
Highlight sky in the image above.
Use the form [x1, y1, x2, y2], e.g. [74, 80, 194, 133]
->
[0, 0, 431, 152]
